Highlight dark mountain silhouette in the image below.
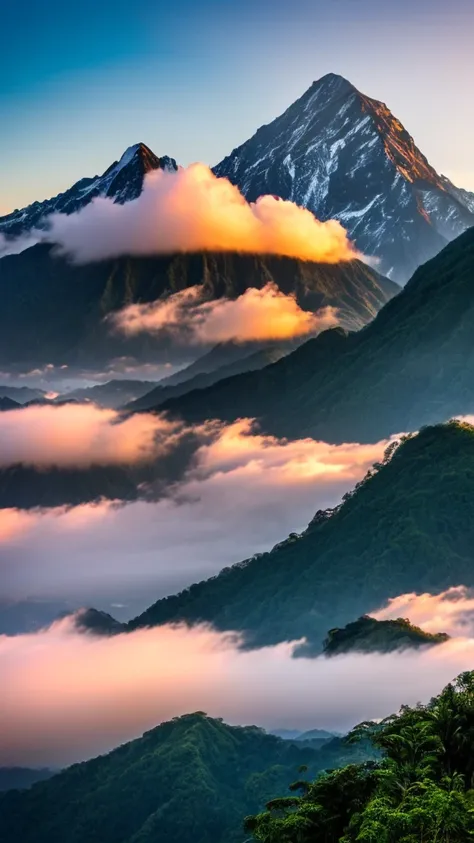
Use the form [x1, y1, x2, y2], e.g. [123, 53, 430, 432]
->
[157, 225, 474, 444]
[0, 245, 396, 369]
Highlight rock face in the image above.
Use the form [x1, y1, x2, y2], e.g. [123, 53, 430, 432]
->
[0, 143, 177, 238]
[0, 247, 397, 368]
[214, 73, 474, 282]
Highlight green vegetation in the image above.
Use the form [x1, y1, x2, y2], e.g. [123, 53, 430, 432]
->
[0, 714, 375, 843]
[161, 225, 474, 442]
[129, 421, 474, 649]
[323, 616, 450, 656]
[245, 672, 474, 842]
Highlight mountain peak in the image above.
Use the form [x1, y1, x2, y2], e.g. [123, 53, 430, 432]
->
[310, 72, 356, 95]
[214, 75, 474, 281]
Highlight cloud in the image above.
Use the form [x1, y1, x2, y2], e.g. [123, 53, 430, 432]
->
[1, 618, 474, 767]
[0, 422, 398, 611]
[0, 403, 182, 468]
[38, 164, 359, 264]
[111, 282, 339, 343]
[0, 232, 39, 258]
[373, 586, 474, 637]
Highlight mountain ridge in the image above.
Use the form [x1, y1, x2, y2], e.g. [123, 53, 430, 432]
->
[127, 422, 474, 649]
[0, 143, 177, 239]
[214, 73, 474, 281]
[156, 224, 474, 443]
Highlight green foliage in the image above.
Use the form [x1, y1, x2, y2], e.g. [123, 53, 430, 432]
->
[323, 615, 449, 656]
[130, 421, 474, 649]
[246, 672, 474, 843]
[0, 713, 372, 843]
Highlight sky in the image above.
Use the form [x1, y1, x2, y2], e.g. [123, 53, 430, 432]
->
[1, 0, 473, 214]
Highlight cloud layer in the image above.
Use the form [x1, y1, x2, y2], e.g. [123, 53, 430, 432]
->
[374, 586, 474, 637]
[41, 164, 359, 263]
[2, 618, 473, 767]
[0, 403, 181, 468]
[111, 282, 339, 343]
[0, 421, 397, 610]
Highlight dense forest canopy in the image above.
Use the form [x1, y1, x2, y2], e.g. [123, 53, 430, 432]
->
[246, 671, 474, 842]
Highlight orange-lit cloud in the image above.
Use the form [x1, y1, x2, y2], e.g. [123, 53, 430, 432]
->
[0, 404, 182, 468]
[1, 618, 474, 767]
[373, 586, 474, 638]
[111, 282, 339, 343]
[0, 422, 399, 607]
[41, 164, 359, 264]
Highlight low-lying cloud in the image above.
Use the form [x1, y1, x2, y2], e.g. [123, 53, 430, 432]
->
[374, 586, 474, 637]
[40, 164, 359, 264]
[0, 422, 397, 611]
[111, 282, 339, 343]
[1, 618, 473, 767]
[0, 403, 182, 468]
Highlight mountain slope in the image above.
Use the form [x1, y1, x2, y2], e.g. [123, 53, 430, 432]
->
[158, 225, 474, 444]
[63, 379, 158, 409]
[129, 422, 474, 649]
[0, 246, 396, 368]
[0, 768, 55, 792]
[215, 73, 474, 281]
[127, 346, 286, 411]
[0, 713, 370, 843]
[0, 144, 177, 239]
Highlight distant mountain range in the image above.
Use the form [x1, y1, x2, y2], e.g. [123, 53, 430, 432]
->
[128, 422, 474, 650]
[158, 224, 474, 443]
[0, 713, 376, 843]
[0, 143, 177, 239]
[0, 245, 396, 368]
[215, 73, 474, 281]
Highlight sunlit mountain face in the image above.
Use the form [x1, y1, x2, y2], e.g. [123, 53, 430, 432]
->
[215, 73, 474, 282]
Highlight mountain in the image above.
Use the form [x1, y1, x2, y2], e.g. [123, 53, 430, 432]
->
[128, 422, 474, 650]
[0, 713, 373, 843]
[0, 397, 21, 411]
[214, 73, 474, 282]
[62, 379, 158, 409]
[126, 346, 287, 411]
[0, 143, 177, 240]
[322, 616, 449, 656]
[0, 768, 55, 792]
[158, 225, 474, 444]
[0, 386, 45, 404]
[72, 608, 126, 636]
[0, 243, 397, 369]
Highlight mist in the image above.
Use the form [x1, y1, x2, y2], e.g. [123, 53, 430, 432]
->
[1, 617, 473, 768]
[0, 422, 397, 612]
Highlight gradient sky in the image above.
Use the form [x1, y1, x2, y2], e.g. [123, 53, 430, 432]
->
[1, 0, 473, 214]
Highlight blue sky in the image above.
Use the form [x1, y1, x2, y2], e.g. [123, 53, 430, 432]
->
[1, 0, 473, 213]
